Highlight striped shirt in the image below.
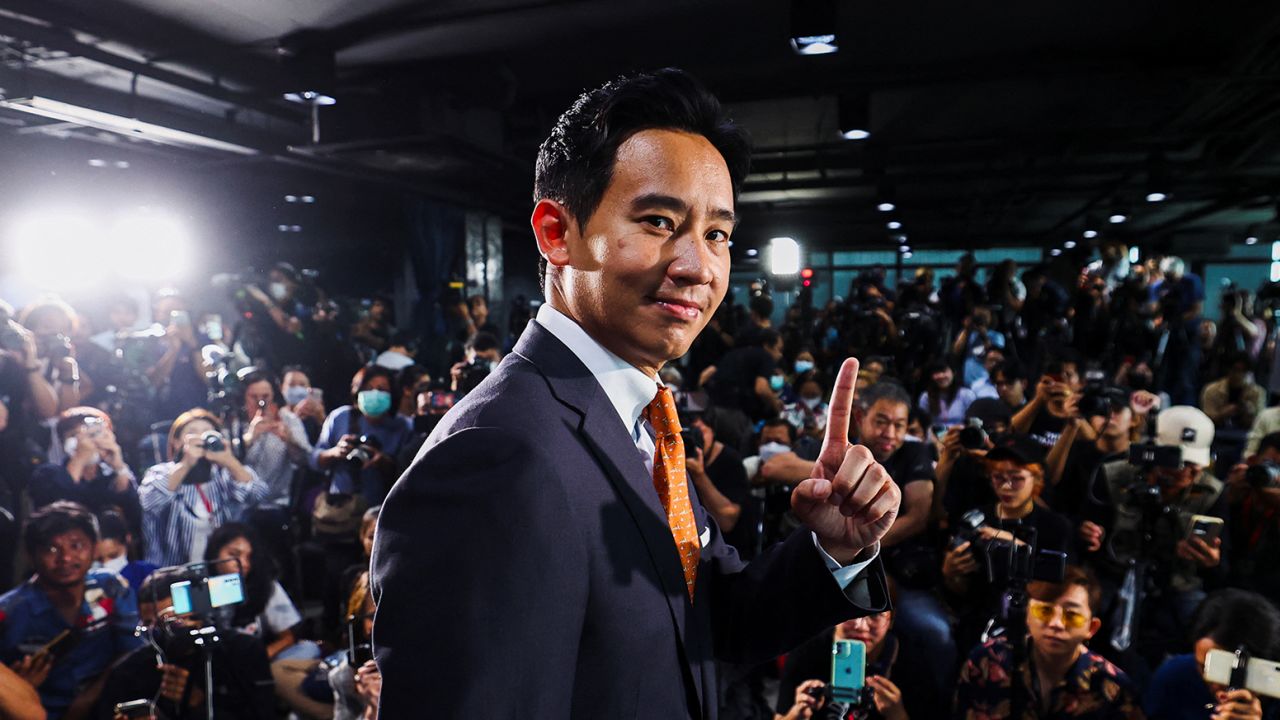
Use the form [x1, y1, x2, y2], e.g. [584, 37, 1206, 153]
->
[139, 461, 268, 567]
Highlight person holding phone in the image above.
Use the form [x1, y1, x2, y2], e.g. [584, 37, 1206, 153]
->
[0, 501, 142, 719]
[29, 408, 140, 531]
[145, 291, 212, 422]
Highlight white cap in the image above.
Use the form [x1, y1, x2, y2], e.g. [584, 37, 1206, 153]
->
[1156, 406, 1214, 467]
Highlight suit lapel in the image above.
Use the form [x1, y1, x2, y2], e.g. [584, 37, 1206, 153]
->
[513, 322, 704, 716]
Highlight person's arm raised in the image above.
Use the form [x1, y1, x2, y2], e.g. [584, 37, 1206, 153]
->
[791, 358, 901, 565]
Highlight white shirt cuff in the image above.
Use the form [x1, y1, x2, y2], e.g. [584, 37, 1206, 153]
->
[811, 533, 879, 590]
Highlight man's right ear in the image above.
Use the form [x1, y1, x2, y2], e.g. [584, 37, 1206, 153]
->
[531, 199, 574, 270]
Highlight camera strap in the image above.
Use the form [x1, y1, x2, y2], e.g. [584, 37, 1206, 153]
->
[194, 484, 214, 517]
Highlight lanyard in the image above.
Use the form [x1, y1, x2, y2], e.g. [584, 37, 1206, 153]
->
[194, 483, 214, 517]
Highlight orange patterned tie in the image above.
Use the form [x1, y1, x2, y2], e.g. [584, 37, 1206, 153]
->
[643, 386, 700, 601]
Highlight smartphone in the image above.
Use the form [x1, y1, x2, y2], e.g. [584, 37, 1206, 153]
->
[1205, 649, 1280, 699]
[40, 629, 77, 659]
[169, 310, 190, 327]
[170, 581, 194, 615]
[830, 639, 866, 703]
[208, 573, 245, 608]
[308, 388, 324, 404]
[114, 699, 153, 719]
[1188, 515, 1224, 544]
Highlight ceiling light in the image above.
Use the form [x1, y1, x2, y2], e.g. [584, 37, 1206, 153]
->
[1146, 192, 1167, 203]
[301, 195, 315, 203]
[837, 93, 870, 140]
[1146, 151, 1170, 204]
[746, 248, 758, 257]
[284, 195, 298, 203]
[1247, 236, 1259, 245]
[876, 181, 896, 213]
[769, 237, 802, 275]
[898, 245, 911, 254]
[1050, 248, 1062, 257]
[283, 90, 336, 106]
[1064, 240, 1077, 249]
[902, 251, 913, 259]
[877, 202, 896, 212]
[0, 96, 258, 155]
[88, 158, 106, 167]
[887, 221, 902, 230]
[1083, 229, 1099, 239]
[1109, 212, 1128, 224]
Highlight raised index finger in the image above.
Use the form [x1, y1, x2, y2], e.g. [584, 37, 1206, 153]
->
[823, 357, 861, 453]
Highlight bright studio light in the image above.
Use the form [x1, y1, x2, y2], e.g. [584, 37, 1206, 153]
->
[8, 207, 194, 290]
[769, 236, 802, 276]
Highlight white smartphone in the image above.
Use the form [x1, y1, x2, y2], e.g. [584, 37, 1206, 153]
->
[1187, 514, 1224, 544]
[1204, 649, 1280, 699]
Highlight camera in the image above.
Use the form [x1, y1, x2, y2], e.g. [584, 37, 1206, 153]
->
[1246, 461, 1280, 490]
[37, 333, 72, 361]
[344, 435, 382, 465]
[0, 321, 24, 354]
[202, 430, 226, 454]
[958, 418, 988, 450]
[1128, 441, 1181, 470]
[680, 426, 704, 457]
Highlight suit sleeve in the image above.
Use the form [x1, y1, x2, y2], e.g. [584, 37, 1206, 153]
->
[370, 426, 588, 717]
[703, 515, 889, 664]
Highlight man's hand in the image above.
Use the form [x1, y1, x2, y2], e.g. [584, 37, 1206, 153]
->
[783, 679, 826, 719]
[10, 652, 53, 688]
[1213, 689, 1262, 720]
[354, 660, 382, 709]
[942, 541, 979, 580]
[792, 358, 901, 565]
[1176, 536, 1221, 568]
[158, 663, 190, 703]
[868, 675, 907, 720]
[1079, 521, 1105, 553]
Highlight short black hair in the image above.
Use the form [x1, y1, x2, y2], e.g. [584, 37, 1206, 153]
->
[761, 417, 797, 444]
[470, 331, 500, 354]
[993, 359, 1028, 383]
[857, 381, 911, 413]
[1190, 589, 1280, 658]
[97, 510, 130, 544]
[753, 328, 782, 349]
[1257, 432, 1280, 457]
[533, 68, 751, 292]
[24, 501, 99, 556]
[749, 294, 775, 321]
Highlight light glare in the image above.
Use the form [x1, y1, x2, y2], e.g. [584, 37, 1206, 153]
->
[769, 237, 802, 276]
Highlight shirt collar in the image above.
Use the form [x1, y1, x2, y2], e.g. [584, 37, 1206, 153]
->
[535, 303, 660, 434]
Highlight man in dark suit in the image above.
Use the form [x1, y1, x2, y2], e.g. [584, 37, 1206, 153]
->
[371, 68, 902, 719]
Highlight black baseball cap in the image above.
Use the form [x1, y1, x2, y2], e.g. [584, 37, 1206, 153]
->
[985, 433, 1046, 466]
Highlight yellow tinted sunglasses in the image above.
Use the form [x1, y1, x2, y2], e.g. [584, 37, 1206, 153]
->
[1028, 600, 1089, 629]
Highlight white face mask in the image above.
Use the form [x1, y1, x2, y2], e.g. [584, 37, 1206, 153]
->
[95, 554, 128, 575]
[64, 437, 101, 466]
[758, 441, 792, 461]
[801, 396, 823, 410]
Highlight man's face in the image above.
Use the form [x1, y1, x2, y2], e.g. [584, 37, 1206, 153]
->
[857, 399, 909, 462]
[1027, 585, 1099, 660]
[759, 424, 792, 448]
[1100, 407, 1133, 441]
[995, 372, 1025, 405]
[1061, 363, 1083, 392]
[540, 129, 734, 374]
[1150, 462, 1201, 497]
[983, 350, 1004, 373]
[32, 528, 94, 588]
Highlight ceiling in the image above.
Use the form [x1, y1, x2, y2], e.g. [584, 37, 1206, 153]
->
[2, 0, 1280, 259]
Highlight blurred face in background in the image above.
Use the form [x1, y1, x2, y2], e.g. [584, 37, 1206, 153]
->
[857, 398, 909, 462]
[990, 459, 1037, 512]
[216, 535, 253, 577]
[243, 379, 277, 419]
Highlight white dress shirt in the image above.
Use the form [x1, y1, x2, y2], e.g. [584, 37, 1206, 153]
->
[534, 303, 878, 590]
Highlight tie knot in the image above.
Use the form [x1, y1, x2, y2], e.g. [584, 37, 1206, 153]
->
[644, 386, 682, 438]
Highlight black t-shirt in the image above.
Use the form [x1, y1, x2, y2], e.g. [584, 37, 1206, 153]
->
[880, 440, 935, 487]
[943, 454, 996, 529]
[706, 346, 778, 420]
[704, 445, 757, 559]
[1026, 412, 1068, 451]
[1047, 442, 1124, 521]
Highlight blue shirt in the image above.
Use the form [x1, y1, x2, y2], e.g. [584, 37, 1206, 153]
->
[310, 405, 412, 504]
[1144, 653, 1214, 719]
[0, 570, 143, 719]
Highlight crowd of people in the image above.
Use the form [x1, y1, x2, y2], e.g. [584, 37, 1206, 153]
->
[1, 243, 1279, 719]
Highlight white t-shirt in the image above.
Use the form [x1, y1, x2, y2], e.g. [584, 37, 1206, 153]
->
[241, 581, 303, 638]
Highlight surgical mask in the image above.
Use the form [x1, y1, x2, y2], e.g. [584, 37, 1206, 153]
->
[801, 396, 822, 410]
[269, 282, 288, 301]
[283, 386, 310, 406]
[64, 437, 101, 465]
[95, 555, 128, 575]
[794, 360, 815, 374]
[758, 441, 792, 461]
[769, 375, 785, 392]
[357, 389, 392, 418]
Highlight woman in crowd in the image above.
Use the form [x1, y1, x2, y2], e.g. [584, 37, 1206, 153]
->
[919, 360, 976, 427]
[311, 365, 411, 506]
[139, 409, 267, 567]
[331, 570, 381, 720]
[28, 407, 139, 530]
[93, 509, 156, 589]
[205, 522, 320, 662]
[282, 366, 328, 443]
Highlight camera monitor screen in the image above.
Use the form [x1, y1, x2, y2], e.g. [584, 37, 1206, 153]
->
[208, 573, 244, 608]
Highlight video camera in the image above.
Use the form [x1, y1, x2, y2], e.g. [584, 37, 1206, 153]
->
[950, 510, 1067, 587]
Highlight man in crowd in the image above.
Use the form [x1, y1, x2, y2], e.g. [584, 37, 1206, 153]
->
[954, 565, 1143, 718]
[0, 501, 142, 719]
[703, 328, 786, 450]
[1200, 351, 1265, 431]
[1225, 432, 1280, 607]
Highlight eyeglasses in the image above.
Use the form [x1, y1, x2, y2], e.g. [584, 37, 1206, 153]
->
[1028, 600, 1089, 629]
[991, 473, 1029, 489]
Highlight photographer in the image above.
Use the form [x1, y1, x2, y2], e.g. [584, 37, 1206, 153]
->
[145, 291, 213, 423]
[1225, 432, 1280, 607]
[1152, 256, 1205, 406]
[1044, 386, 1137, 522]
[1144, 589, 1279, 720]
[683, 411, 752, 558]
[0, 501, 143, 719]
[702, 329, 786, 450]
[775, 600, 943, 719]
[1, 302, 59, 424]
[1200, 352, 1265, 431]
[955, 566, 1143, 719]
[29, 408, 140, 532]
[139, 410, 267, 568]
[449, 332, 502, 399]
[992, 360, 1030, 411]
[239, 370, 312, 516]
[1088, 407, 1228, 635]
[280, 367, 326, 443]
[18, 298, 91, 421]
[311, 366, 411, 506]
[96, 567, 274, 720]
[1013, 357, 1085, 452]
[942, 436, 1074, 651]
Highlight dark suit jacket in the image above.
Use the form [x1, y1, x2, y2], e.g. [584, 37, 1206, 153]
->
[371, 321, 889, 719]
